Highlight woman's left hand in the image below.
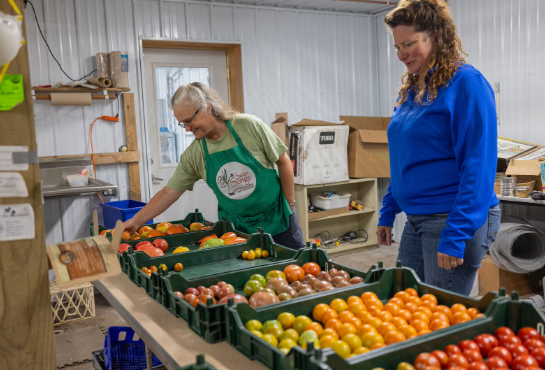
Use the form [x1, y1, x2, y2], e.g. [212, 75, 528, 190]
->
[437, 252, 463, 270]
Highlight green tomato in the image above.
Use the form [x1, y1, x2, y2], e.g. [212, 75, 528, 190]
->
[261, 320, 283, 334]
[245, 319, 263, 332]
[298, 330, 319, 346]
[266, 270, 286, 281]
[249, 274, 266, 287]
[244, 280, 262, 297]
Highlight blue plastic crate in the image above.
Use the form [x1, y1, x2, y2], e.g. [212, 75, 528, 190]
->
[100, 200, 153, 229]
[104, 327, 162, 370]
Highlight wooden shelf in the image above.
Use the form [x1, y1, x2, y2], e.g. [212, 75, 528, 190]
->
[319, 238, 378, 257]
[308, 208, 375, 222]
[498, 195, 545, 205]
[301, 178, 376, 189]
[40, 151, 140, 165]
[32, 87, 130, 93]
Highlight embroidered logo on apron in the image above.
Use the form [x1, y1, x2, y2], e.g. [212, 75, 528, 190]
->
[216, 162, 256, 200]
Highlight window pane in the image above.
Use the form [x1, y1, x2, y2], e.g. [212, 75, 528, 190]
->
[155, 67, 210, 165]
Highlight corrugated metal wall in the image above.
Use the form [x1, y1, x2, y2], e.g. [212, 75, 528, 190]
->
[26, 0, 380, 244]
[375, 0, 545, 239]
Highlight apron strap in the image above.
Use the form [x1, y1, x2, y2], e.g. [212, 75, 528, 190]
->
[202, 120, 243, 162]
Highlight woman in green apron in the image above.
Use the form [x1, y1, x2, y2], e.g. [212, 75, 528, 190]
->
[122, 82, 304, 249]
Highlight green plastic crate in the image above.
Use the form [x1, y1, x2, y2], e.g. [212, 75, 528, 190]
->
[224, 261, 505, 370]
[161, 244, 375, 344]
[307, 291, 544, 370]
[178, 354, 217, 370]
[90, 209, 210, 238]
[123, 228, 299, 299]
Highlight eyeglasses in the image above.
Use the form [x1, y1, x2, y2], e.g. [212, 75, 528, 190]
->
[178, 108, 200, 128]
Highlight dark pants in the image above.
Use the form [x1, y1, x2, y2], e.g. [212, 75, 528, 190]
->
[272, 208, 305, 250]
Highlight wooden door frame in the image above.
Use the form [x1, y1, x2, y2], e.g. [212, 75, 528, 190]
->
[137, 37, 244, 200]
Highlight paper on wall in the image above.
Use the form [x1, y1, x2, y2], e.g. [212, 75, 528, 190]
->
[497, 138, 534, 159]
[0, 146, 28, 171]
[516, 148, 545, 161]
[0, 172, 28, 197]
[0, 203, 35, 241]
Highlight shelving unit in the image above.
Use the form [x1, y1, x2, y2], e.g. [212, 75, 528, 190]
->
[497, 195, 545, 206]
[32, 86, 130, 93]
[294, 178, 379, 256]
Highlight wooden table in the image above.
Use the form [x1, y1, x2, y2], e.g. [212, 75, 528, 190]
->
[94, 274, 267, 370]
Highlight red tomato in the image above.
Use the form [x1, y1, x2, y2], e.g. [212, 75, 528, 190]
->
[135, 241, 153, 251]
[459, 340, 480, 352]
[484, 357, 507, 370]
[508, 344, 529, 358]
[468, 363, 489, 370]
[302, 262, 321, 277]
[531, 347, 545, 367]
[511, 354, 539, 370]
[488, 346, 513, 366]
[474, 334, 498, 357]
[431, 350, 449, 367]
[518, 327, 540, 342]
[494, 327, 515, 341]
[118, 243, 130, 254]
[445, 354, 469, 368]
[414, 353, 441, 370]
[525, 338, 545, 352]
[283, 265, 305, 283]
[152, 238, 169, 252]
[500, 335, 522, 348]
[445, 344, 463, 357]
[462, 349, 483, 364]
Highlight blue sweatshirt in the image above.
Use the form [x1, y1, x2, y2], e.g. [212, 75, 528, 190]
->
[378, 64, 499, 258]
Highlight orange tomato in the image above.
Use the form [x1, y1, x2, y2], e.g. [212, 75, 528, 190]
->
[337, 323, 357, 338]
[348, 303, 366, 316]
[416, 306, 433, 318]
[346, 317, 363, 330]
[405, 288, 418, 297]
[411, 320, 429, 332]
[421, 294, 438, 305]
[434, 305, 453, 321]
[361, 292, 379, 303]
[320, 328, 339, 340]
[347, 296, 364, 306]
[156, 222, 172, 230]
[474, 313, 485, 319]
[377, 322, 397, 337]
[398, 325, 418, 339]
[394, 291, 411, 303]
[121, 231, 131, 240]
[330, 299, 348, 314]
[421, 300, 437, 311]
[364, 317, 383, 329]
[322, 309, 339, 325]
[430, 312, 449, 323]
[418, 329, 432, 336]
[367, 305, 383, 317]
[146, 230, 165, 238]
[313, 304, 330, 322]
[325, 318, 342, 333]
[383, 303, 401, 316]
[391, 317, 409, 329]
[165, 224, 188, 235]
[384, 331, 406, 345]
[361, 332, 385, 348]
[353, 347, 369, 355]
[283, 265, 305, 283]
[370, 343, 386, 350]
[376, 310, 393, 323]
[319, 335, 336, 348]
[357, 324, 377, 337]
[220, 232, 237, 240]
[366, 298, 384, 309]
[302, 262, 321, 277]
[404, 303, 419, 313]
[408, 296, 423, 306]
[174, 263, 183, 272]
[357, 311, 373, 322]
[338, 311, 356, 324]
[429, 319, 450, 331]
[305, 322, 324, 336]
[450, 311, 472, 325]
[100, 230, 110, 236]
[450, 303, 467, 314]
[389, 297, 405, 308]
[410, 312, 430, 325]
[396, 309, 413, 321]
[138, 226, 153, 235]
[467, 307, 480, 318]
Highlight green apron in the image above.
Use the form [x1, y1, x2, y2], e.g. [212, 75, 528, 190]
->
[202, 120, 291, 235]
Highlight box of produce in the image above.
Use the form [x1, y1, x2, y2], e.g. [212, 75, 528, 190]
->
[123, 228, 298, 299]
[161, 243, 375, 343]
[225, 262, 505, 370]
[309, 291, 544, 370]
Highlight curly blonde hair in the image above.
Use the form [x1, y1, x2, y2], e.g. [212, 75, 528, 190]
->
[384, 0, 468, 106]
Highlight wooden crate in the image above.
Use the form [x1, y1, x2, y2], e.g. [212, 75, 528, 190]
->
[50, 280, 96, 325]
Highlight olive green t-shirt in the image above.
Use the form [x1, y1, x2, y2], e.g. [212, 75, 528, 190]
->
[166, 114, 288, 192]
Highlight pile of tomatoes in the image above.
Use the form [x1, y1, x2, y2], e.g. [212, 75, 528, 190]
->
[173, 281, 249, 309]
[119, 238, 169, 257]
[390, 326, 545, 370]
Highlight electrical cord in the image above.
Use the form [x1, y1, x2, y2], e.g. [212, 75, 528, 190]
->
[27, 1, 96, 81]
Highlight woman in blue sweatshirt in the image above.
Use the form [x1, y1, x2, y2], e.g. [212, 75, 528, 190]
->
[377, 0, 500, 296]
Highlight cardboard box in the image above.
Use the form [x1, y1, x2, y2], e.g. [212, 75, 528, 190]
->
[271, 112, 289, 147]
[341, 116, 391, 178]
[307, 207, 349, 221]
[505, 159, 544, 192]
[288, 119, 349, 185]
[478, 255, 545, 296]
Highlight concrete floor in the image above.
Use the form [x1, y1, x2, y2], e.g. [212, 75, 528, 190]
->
[56, 244, 400, 369]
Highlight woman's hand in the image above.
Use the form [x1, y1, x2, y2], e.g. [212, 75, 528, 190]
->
[122, 218, 139, 235]
[376, 226, 393, 246]
[437, 252, 463, 270]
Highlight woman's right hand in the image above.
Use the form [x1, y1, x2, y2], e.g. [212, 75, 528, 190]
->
[123, 218, 139, 235]
[376, 226, 393, 246]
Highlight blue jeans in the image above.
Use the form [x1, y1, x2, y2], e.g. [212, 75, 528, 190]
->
[398, 205, 501, 296]
[272, 208, 305, 250]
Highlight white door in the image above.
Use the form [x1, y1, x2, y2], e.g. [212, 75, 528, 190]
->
[143, 48, 229, 223]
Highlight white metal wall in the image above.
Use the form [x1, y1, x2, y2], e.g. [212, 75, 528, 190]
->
[26, 0, 381, 245]
[375, 0, 545, 239]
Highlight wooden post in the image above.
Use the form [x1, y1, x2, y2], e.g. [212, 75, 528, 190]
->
[123, 93, 142, 201]
[0, 0, 56, 368]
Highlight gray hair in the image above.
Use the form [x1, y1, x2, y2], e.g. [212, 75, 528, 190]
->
[169, 82, 238, 121]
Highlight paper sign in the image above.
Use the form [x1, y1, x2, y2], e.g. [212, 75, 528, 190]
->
[0, 172, 28, 197]
[0, 74, 25, 111]
[0, 146, 29, 171]
[0, 203, 35, 241]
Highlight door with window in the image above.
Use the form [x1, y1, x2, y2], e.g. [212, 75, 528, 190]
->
[143, 48, 229, 223]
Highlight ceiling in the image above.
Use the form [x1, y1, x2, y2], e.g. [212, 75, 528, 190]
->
[197, 0, 397, 15]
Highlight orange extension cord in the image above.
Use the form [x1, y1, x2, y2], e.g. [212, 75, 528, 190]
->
[90, 115, 119, 204]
